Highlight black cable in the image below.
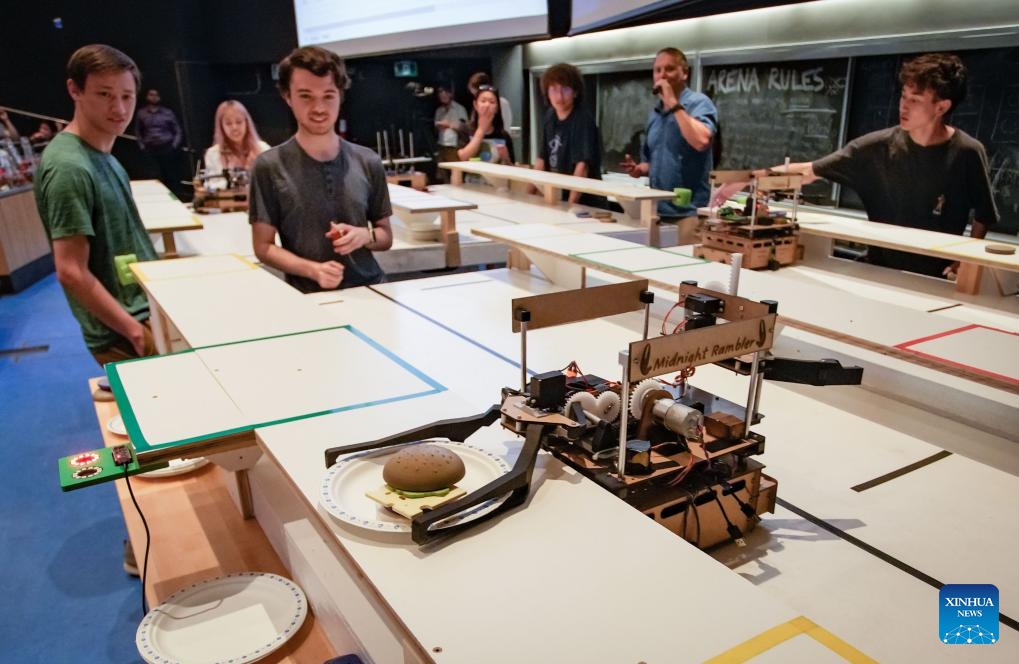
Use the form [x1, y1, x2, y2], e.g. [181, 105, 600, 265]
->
[712, 490, 745, 546]
[682, 489, 701, 547]
[721, 480, 759, 522]
[123, 467, 151, 616]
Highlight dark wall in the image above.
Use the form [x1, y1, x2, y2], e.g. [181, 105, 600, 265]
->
[0, 0, 297, 182]
[0, 1, 520, 185]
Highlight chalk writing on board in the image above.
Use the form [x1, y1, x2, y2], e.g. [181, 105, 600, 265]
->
[703, 59, 848, 202]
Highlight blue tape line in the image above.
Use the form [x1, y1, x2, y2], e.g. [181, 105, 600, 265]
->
[369, 286, 537, 377]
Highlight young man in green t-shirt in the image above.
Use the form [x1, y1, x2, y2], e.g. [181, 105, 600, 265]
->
[35, 44, 158, 366]
[35, 45, 158, 577]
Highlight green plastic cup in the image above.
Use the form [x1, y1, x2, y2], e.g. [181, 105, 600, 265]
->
[673, 187, 692, 207]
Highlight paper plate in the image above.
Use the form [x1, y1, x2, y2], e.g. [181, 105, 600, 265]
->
[107, 415, 128, 436]
[320, 439, 511, 533]
[136, 572, 307, 664]
[139, 457, 210, 479]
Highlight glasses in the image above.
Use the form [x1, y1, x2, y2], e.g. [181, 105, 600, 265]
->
[476, 84, 496, 92]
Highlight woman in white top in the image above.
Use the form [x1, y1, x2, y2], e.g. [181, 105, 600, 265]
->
[203, 100, 269, 172]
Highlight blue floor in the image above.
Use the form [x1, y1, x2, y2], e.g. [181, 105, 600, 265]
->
[0, 274, 143, 663]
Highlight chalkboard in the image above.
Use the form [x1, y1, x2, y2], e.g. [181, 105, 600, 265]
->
[597, 70, 653, 173]
[702, 58, 849, 203]
[846, 47, 1019, 234]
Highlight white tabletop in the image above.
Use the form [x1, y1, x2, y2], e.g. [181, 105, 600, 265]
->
[136, 266, 334, 348]
[386, 183, 476, 213]
[131, 180, 202, 232]
[473, 225, 1019, 387]
[439, 161, 675, 202]
[257, 391, 802, 664]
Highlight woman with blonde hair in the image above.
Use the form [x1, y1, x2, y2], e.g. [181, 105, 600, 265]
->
[204, 100, 269, 171]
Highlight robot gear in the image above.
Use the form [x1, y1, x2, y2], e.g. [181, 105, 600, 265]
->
[564, 391, 598, 422]
[597, 391, 621, 423]
[629, 379, 665, 419]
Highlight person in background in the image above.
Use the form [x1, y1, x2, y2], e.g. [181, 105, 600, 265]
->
[467, 72, 512, 130]
[433, 83, 468, 181]
[457, 85, 514, 165]
[532, 63, 605, 208]
[0, 108, 20, 141]
[34, 44, 159, 577]
[134, 88, 184, 194]
[204, 100, 269, 172]
[620, 47, 717, 244]
[755, 53, 997, 279]
[29, 120, 58, 150]
[249, 46, 393, 293]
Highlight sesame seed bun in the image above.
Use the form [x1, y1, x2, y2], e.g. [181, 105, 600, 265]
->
[383, 443, 466, 493]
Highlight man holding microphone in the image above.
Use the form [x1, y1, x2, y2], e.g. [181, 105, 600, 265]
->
[621, 47, 718, 244]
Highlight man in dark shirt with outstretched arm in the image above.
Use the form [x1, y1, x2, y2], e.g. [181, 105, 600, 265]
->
[769, 53, 998, 278]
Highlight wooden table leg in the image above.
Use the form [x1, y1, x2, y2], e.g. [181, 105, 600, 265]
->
[145, 301, 172, 355]
[639, 200, 661, 247]
[440, 210, 461, 268]
[451, 169, 464, 185]
[508, 247, 531, 271]
[161, 231, 178, 258]
[955, 262, 982, 295]
[235, 468, 255, 519]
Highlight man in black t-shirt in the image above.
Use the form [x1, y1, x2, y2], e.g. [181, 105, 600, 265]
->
[766, 53, 998, 278]
[532, 63, 606, 209]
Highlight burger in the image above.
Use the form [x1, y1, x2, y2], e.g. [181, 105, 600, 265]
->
[366, 443, 468, 519]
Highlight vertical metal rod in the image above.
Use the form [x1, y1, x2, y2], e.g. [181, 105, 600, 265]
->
[520, 320, 528, 392]
[749, 179, 758, 229]
[743, 351, 761, 436]
[617, 351, 630, 480]
[751, 369, 765, 423]
[729, 253, 742, 296]
[642, 302, 650, 340]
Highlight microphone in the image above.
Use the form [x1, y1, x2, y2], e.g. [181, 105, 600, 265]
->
[651, 85, 662, 95]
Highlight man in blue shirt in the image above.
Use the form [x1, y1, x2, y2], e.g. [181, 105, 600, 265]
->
[622, 47, 717, 244]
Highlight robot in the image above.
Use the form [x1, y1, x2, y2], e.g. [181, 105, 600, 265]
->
[325, 279, 862, 546]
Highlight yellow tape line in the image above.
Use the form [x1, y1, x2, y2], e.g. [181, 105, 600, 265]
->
[704, 615, 876, 663]
[132, 254, 257, 283]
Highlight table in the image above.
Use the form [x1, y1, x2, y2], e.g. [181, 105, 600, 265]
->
[471, 224, 1019, 438]
[387, 183, 477, 266]
[131, 179, 203, 256]
[0, 184, 51, 292]
[795, 210, 1019, 295]
[700, 202, 1019, 296]
[440, 161, 675, 245]
[110, 268, 876, 663]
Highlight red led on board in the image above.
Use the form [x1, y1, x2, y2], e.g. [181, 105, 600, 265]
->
[70, 452, 101, 467]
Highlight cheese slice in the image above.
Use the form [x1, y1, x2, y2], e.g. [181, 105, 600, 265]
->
[365, 484, 467, 519]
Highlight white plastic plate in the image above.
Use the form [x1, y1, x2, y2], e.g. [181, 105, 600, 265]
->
[136, 572, 307, 664]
